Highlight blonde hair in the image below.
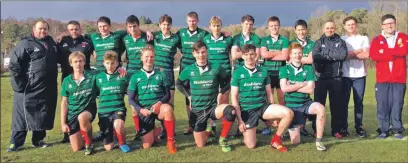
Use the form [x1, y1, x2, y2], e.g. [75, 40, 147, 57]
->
[68, 51, 86, 64]
[104, 50, 118, 62]
[209, 16, 222, 26]
[141, 44, 155, 56]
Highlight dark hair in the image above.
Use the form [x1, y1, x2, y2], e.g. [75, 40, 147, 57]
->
[97, 16, 111, 26]
[126, 15, 140, 26]
[187, 11, 199, 20]
[67, 20, 80, 27]
[241, 44, 256, 54]
[159, 14, 172, 25]
[267, 16, 280, 25]
[381, 14, 396, 23]
[294, 19, 307, 29]
[192, 40, 207, 52]
[343, 16, 358, 25]
[241, 14, 255, 24]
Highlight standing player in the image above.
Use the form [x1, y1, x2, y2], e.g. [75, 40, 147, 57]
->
[128, 45, 177, 154]
[341, 16, 370, 138]
[230, 14, 262, 137]
[231, 44, 293, 152]
[60, 52, 97, 155]
[260, 16, 290, 136]
[177, 11, 209, 135]
[203, 16, 233, 105]
[279, 43, 327, 151]
[58, 20, 94, 143]
[290, 19, 316, 137]
[95, 51, 131, 153]
[176, 41, 236, 152]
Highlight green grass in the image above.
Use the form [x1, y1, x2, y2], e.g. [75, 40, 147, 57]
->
[1, 69, 407, 162]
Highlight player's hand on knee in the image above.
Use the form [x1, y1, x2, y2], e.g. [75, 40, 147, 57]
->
[140, 108, 151, 117]
[62, 124, 70, 133]
[272, 120, 279, 128]
[238, 120, 246, 132]
[151, 101, 162, 114]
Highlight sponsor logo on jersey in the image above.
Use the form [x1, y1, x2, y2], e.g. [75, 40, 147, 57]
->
[68, 84, 72, 89]
[98, 79, 103, 83]
[63, 43, 68, 47]
[190, 72, 195, 76]
[335, 43, 340, 48]
[303, 71, 307, 76]
[240, 74, 245, 78]
[137, 78, 141, 82]
[34, 47, 40, 52]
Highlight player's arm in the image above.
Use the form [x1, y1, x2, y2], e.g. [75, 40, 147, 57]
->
[60, 80, 70, 133]
[175, 68, 191, 99]
[218, 66, 231, 96]
[355, 37, 370, 59]
[272, 39, 289, 61]
[279, 78, 304, 93]
[296, 81, 315, 94]
[369, 37, 393, 62]
[265, 84, 275, 103]
[301, 52, 313, 64]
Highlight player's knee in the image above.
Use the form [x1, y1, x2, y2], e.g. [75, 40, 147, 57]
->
[132, 109, 138, 117]
[104, 145, 114, 151]
[223, 105, 236, 122]
[245, 142, 256, 149]
[284, 109, 294, 119]
[196, 142, 205, 148]
[292, 139, 301, 145]
[143, 143, 152, 149]
[72, 146, 82, 152]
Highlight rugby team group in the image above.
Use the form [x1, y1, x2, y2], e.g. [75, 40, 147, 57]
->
[7, 11, 407, 156]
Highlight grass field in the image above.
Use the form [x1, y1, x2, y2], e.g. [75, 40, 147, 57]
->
[1, 69, 407, 162]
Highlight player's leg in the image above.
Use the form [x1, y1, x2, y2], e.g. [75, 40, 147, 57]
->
[69, 132, 85, 152]
[240, 108, 260, 149]
[262, 104, 294, 152]
[214, 104, 236, 152]
[242, 128, 257, 149]
[288, 126, 301, 145]
[131, 108, 141, 140]
[113, 111, 130, 153]
[191, 108, 210, 148]
[157, 104, 177, 154]
[139, 113, 160, 149]
[308, 102, 327, 151]
[99, 115, 114, 151]
[77, 111, 94, 155]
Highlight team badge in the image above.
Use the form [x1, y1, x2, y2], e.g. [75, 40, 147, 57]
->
[267, 40, 270, 44]
[81, 42, 88, 48]
[303, 71, 307, 76]
[156, 75, 160, 80]
[190, 72, 195, 76]
[98, 79, 103, 83]
[240, 74, 245, 78]
[380, 41, 384, 44]
[117, 76, 120, 80]
[137, 78, 141, 82]
[34, 47, 40, 52]
[258, 73, 262, 77]
[68, 84, 72, 89]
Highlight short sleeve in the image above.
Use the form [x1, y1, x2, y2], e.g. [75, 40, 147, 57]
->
[282, 38, 289, 49]
[61, 79, 69, 97]
[279, 66, 288, 80]
[230, 70, 239, 87]
[178, 66, 190, 81]
[128, 74, 139, 91]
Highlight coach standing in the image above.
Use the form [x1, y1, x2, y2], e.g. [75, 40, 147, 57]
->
[312, 21, 348, 139]
[57, 20, 94, 143]
[8, 20, 59, 151]
[370, 14, 407, 139]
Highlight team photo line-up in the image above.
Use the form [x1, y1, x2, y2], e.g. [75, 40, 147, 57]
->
[7, 11, 407, 155]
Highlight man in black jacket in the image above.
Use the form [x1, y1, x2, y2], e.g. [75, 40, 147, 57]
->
[8, 20, 59, 151]
[312, 21, 348, 139]
[57, 20, 94, 143]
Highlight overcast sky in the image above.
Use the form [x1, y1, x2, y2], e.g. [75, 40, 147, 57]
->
[1, 1, 372, 27]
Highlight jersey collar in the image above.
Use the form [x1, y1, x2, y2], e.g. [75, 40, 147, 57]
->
[289, 63, 304, 75]
[141, 67, 156, 78]
[243, 65, 258, 76]
[211, 33, 224, 42]
[241, 33, 251, 42]
[195, 63, 210, 74]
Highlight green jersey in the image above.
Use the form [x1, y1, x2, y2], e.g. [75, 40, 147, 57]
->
[178, 63, 229, 110]
[202, 33, 233, 74]
[128, 68, 170, 108]
[95, 70, 128, 117]
[89, 31, 127, 71]
[261, 35, 289, 76]
[61, 70, 97, 120]
[123, 32, 153, 77]
[279, 64, 317, 108]
[290, 38, 315, 69]
[153, 31, 181, 71]
[231, 66, 270, 111]
[177, 28, 209, 68]
[232, 33, 261, 66]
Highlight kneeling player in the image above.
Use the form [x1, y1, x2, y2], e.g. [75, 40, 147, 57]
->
[128, 45, 177, 154]
[231, 44, 293, 152]
[279, 43, 327, 151]
[96, 51, 131, 153]
[60, 52, 97, 155]
[176, 41, 236, 152]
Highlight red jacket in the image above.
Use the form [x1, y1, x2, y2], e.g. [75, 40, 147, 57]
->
[370, 32, 408, 83]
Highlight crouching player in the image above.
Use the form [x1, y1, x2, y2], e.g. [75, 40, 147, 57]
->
[279, 43, 327, 151]
[176, 41, 236, 152]
[95, 51, 131, 153]
[231, 44, 293, 152]
[60, 51, 97, 155]
[128, 45, 177, 154]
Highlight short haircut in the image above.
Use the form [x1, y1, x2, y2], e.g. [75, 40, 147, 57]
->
[69, 51, 86, 64]
[67, 20, 80, 27]
[126, 15, 140, 26]
[159, 14, 172, 25]
[241, 14, 255, 24]
[381, 14, 396, 23]
[34, 20, 50, 29]
[187, 11, 199, 20]
[192, 40, 207, 52]
[294, 19, 308, 29]
[141, 44, 155, 56]
[97, 16, 111, 26]
[104, 51, 118, 62]
[209, 16, 222, 26]
[288, 42, 303, 54]
[343, 16, 358, 25]
[267, 16, 280, 25]
[241, 44, 256, 54]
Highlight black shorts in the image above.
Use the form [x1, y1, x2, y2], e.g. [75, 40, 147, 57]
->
[67, 103, 97, 136]
[288, 101, 314, 128]
[189, 106, 218, 132]
[138, 112, 160, 137]
[241, 103, 269, 129]
[269, 75, 280, 89]
[164, 70, 175, 90]
[98, 110, 127, 145]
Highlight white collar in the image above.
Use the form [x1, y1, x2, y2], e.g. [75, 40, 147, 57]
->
[241, 33, 251, 42]
[162, 32, 171, 39]
[243, 65, 258, 76]
[382, 30, 398, 39]
[196, 63, 209, 74]
[187, 29, 198, 37]
[211, 35, 224, 41]
[290, 63, 304, 75]
[141, 68, 155, 78]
